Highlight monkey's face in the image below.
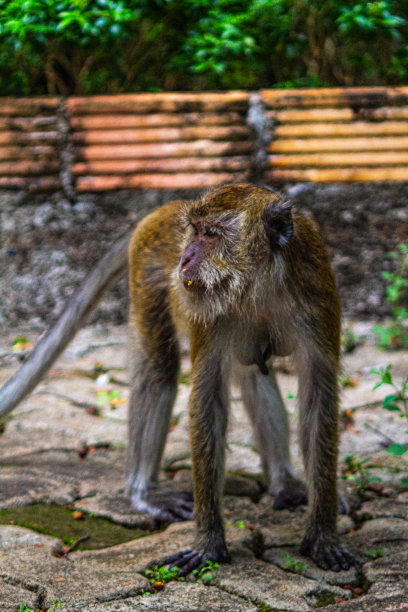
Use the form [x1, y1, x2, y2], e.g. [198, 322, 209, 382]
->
[177, 214, 244, 298]
[175, 184, 294, 318]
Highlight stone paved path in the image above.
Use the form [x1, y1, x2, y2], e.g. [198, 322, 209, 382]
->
[0, 324, 408, 611]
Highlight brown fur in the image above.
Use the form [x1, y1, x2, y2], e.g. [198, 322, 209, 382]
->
[127, 184, 354, 574]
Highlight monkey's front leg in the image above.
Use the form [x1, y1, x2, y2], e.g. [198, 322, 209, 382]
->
[298, 355, 355, 571]
[164, 348, 231, 576]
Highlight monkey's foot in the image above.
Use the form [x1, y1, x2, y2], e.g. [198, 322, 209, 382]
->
[273, 479, 308, 509]
[300, 530, 356, 571]
[162, 546, 231, 577]
[131, 489, 193, 522]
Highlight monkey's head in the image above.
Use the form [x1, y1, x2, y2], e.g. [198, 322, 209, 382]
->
[176, 184, 293, 317]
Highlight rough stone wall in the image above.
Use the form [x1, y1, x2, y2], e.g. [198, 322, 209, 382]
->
[281, 182, 408, 318]
[1, 183, 407, 330]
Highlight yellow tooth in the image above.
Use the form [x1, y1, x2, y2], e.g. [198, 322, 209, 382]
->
[187, 280, 192, 286]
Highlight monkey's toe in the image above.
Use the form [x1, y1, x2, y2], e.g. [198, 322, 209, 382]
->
[162, 546, 230, 577]
[300, 535, 356, 571]
[131, 490, 194, 522]
[273, 481, 308, 509]
[314, 544, 355, 571]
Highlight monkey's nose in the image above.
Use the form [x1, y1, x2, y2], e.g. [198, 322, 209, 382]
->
[179, 252, 191, 269]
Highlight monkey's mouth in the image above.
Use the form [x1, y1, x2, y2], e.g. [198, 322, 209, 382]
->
[182, 279, 205, 292]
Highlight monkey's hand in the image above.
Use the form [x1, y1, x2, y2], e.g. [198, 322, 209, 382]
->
[161, 545, 231, 577]
[273, 478, 308, 510]
[300, 529, 356, 572]
[130, 487, 193, 522]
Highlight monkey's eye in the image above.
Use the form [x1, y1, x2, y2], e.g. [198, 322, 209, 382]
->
[202, 226, 219, 238]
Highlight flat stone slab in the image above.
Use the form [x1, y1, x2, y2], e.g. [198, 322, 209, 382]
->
[1, 324, 408, 610]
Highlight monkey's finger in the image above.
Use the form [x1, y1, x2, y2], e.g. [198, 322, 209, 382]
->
[162, 549, 192, 565]
[334, 546, 356, 569]
[168, 551, 196, 570]
[156, 509, 185, 522]
[175, 505, 194, 520]
[177, 553, 203, 577]
[313, 548, 338, 571]
[177, 491, 194, 502]
[332, 550, 350, 571]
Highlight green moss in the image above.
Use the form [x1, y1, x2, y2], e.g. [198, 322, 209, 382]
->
[312, 590, 337, 608]
[0, 504, 148, 549]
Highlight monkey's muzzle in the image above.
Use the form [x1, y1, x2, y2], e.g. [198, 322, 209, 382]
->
[182, 278, 205, 292]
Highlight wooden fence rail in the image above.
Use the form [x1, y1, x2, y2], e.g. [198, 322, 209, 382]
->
[264, 86, 408, 183]
[1, 87, 408, 192]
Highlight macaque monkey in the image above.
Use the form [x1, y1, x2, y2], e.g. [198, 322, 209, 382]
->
[126, 183, 354, 574]
[0, 183, 354, 574]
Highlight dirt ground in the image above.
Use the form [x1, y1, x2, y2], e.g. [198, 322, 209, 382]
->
[0, 322, 408, 611]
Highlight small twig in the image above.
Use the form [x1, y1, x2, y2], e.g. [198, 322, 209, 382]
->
[346, 400, 383, 412]
[53, 534, 90, 557]
[66, 534, 90, 553]
[364, 422, 395, 444]
[33, 390, 101, 415]
[373, 537, 408, 544]
[76, 342, 124, 357]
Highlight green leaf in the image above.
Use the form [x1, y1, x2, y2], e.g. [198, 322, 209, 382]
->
[383, 402, 402, 412]
[387, 443, 407, 456]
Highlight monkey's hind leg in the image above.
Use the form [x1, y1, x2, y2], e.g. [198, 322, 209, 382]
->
[238, 366, 307, 509]
[126, 309, 193, 523]
[297, 352, 355, 571]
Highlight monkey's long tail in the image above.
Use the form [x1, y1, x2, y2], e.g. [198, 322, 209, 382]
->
[0, 232, 131, 419]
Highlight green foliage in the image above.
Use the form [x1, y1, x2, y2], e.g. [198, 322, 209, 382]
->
[373, 245, 408, 350]
[342, 454, 381, 490]
[281, 550, 307, 573]
[97, 388, 124, 409]
[20, 603, 61, 612]
[341, 322, 364, 354]
[1, 0, 408, 94]
[192, 559, 220, 583]
[371, 365, 408, 456]
[145, 564, 184, 584]
[364, 547, 386, 558]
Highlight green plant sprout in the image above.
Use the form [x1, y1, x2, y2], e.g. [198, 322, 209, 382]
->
[20, 603, 61, 612]
[339, 373, 358, 388]
[371, 365, 408, 456]
[192, 559, 220, 583]
[364, 547, 386, 559]
[373, 244, 408, 350]
[97, 388, 125, 409]
[341, 322, 363, 354]
[342, 455, 381, 490]
[281, 551, 307, 573]
[145, 565, 184, 584]
[12, 336, 32, 353]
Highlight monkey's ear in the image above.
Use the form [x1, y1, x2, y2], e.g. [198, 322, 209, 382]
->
[262, 204, 293, 249]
